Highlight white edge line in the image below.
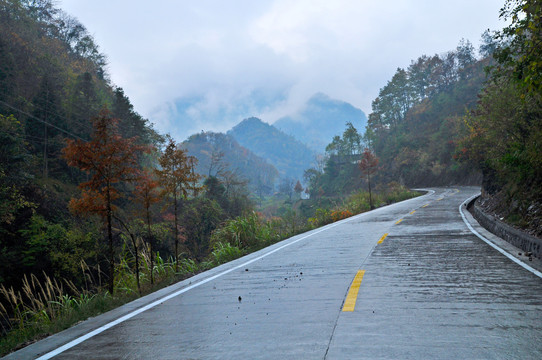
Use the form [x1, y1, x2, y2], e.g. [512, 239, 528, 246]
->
[37, 195, 411, 360]
[459, 194, 542, 279]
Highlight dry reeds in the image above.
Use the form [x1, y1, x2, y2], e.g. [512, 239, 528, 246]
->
[0, 272, 81, 332]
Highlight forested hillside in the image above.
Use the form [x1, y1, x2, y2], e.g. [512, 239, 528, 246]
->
[0, 0, 161, 291]
[182, 131, 279, 197]
[458, 0, 542, 236]
[303, 39, 489, 197]
[0, 3, 263, 348]
[228, 117, 315, 181]
[365, 38, 489, 186]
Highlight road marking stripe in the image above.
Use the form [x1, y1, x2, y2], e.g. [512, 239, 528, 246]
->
[422, 204, 429, 208]
[409, 210, 416, 215]
[377, 233, 388, 244]
[342, 270, 365, 312]
[395, 218, 403, 224]
[459, 195, 542, 279]
[437, 198, 443, 201]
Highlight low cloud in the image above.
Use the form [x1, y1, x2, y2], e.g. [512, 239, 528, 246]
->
[61, 0, 505, 141]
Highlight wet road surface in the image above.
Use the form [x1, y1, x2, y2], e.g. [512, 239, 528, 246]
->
[7, 187, 542, 359]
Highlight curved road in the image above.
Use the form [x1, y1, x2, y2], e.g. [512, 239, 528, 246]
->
[6, 187, 542, 359]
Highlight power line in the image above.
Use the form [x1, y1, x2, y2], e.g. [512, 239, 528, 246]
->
[30, 97, 95, 134]
[0, 128, 48, 143]
[0, 100, 87, 141]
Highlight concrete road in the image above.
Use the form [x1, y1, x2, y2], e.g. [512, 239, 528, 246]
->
[7, 187, 542, 359]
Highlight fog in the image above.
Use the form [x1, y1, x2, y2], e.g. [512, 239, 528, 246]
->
[61, 0, 505, 140]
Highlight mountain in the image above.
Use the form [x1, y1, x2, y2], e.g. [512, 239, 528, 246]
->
[182, 131, 278, 193]
[228, 117, 316, 181]
[273, 93, 367, 153]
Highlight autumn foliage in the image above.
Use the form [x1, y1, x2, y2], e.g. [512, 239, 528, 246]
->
[62, 108, 148, 294]
[331, 210, 353, 222]
[358, 148, 379, 209]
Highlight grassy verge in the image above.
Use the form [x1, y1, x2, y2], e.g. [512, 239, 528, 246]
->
[0, 259, 198, 356]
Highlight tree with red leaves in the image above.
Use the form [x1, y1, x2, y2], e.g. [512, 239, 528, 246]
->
[62, 108, 147, 294]
[358, 148, 379, 210]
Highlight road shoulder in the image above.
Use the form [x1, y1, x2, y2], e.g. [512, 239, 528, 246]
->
[459, 194, 542, 277]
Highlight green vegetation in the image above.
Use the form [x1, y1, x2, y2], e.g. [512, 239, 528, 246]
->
[458, 0, 542, 235]
[0, 252, 198, 356]
[301, 0, 541, 234]
[363, 39, 487, 186]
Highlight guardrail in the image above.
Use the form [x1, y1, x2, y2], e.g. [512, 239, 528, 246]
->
[469, 197, 541, 259]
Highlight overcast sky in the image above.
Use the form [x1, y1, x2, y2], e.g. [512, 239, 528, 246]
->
[60, 0, 506, 141]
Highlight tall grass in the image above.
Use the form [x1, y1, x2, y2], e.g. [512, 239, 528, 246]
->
[209, 242, 245, 266]
[0, 271, 112, 355]
[0, 250, 199, 356]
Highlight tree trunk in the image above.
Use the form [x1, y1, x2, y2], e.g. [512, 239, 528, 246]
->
[43, 88, 48, 179]
[43, 123, 48, 179]
[115, 216, 141, 294]
[147, 209, 154, 284]
[131, 233, 140, 294]
[174, 187, 178, 272]
[368, 173, 374, 210]
[106, 185, 114, 295]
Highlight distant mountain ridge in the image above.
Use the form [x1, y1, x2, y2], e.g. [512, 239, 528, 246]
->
[273, 93, 367, 153]
[228, 117, 315, 181]
[182, 132, 278, 192]
[180, 93, 367, 185]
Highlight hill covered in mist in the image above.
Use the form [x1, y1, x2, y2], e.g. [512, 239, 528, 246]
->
[228, 117, 316, 181]
[274, 93, 367, 153]
[182, 131, 279, 194]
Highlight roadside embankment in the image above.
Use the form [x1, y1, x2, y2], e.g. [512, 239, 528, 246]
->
[469, 197, 542, 259]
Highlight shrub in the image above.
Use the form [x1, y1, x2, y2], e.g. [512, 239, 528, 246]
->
[330, 210, 353, 222]
[210, 212, 269, 249]
[308, 208, 332, 227]
[209, 242, 244, 266]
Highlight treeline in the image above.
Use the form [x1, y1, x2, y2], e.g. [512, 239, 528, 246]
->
[301, 38, 493, 197]
[458, 0, 542, 235]
[365, 37, 493, 186]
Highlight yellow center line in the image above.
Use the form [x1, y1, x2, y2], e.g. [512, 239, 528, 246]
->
[395, 218, 403, 225]
[342, 270, 365, 312]
[422, 204, 429, 208]
[437, 198, 443, 201]
[409, 210, 416, 215]
[377, 233, 388, 244]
